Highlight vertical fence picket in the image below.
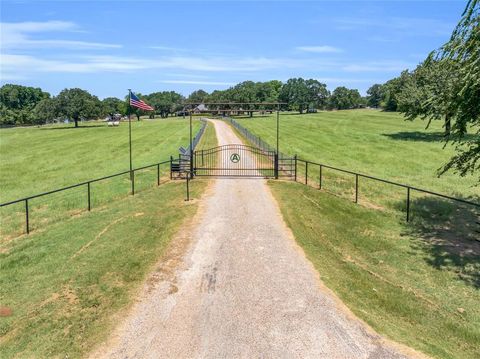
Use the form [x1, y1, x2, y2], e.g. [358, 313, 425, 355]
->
[87, 182, 91, 211]
[25, 199, 29, 234]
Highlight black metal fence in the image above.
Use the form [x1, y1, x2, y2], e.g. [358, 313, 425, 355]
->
[294, 158, 480, 222]
[186, 119, 207, 154]
[1, 123, 209, 236]
[224, 117, 480, 224]
[225, 117, 290, 160]
[0, 160, 172, 235]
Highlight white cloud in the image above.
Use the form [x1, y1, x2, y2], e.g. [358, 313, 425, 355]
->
[296, 45, 343, 53]
[0, 20, 121, 50]
[0, 54, 304, 79]
[159, 80, 235, 86]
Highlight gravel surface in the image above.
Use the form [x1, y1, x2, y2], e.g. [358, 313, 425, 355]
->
[91, 119, 418, 359]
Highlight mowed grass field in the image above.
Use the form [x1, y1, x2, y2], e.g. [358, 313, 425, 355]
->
[269, 181, 480, 359]
[0, 118, 202, 202]
[0, 118, 203, 237]
[0, 120, 218, 358]
[235, 109, 478, 199]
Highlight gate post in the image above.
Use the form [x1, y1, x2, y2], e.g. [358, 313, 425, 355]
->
[294, 155, 297, 182]
[274, 153, 279, 179]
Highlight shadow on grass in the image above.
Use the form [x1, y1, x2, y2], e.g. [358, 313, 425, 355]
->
[40, 125, 103, 130]
[402, 195, 480, 288]
[383, 131, 477, 142]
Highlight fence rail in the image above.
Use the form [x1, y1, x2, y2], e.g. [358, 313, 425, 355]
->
[225, 117, 290, 159]
[223, 116, 479, 222]
[295, 158, 479, 221]
[0, 160, 172, 234]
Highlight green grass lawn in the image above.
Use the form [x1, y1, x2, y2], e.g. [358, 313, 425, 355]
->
[0, 117, 217, 358]
[234, 110, 478, 199]
[0, 118, 201, 202]
[0, 180, 207, 358]
[269, 180, 479, 359]
[0, 119, 202, 238]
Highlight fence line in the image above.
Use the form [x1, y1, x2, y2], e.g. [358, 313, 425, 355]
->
[225, 117, 290, 159]
[295, 158, 479, 222]
[1, 122, 209, 235]
[223, 116, 479, 222]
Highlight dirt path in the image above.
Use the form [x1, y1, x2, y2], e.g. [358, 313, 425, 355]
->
[92, 119, 418, 359]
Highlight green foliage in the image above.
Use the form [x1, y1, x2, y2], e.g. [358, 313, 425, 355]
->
[145, 91, 184, 118]
[433, 0, 480, 180]
[56, 88, 102, 127]
[398, 60, 459, 136]
[0, 84, 50, 125]
[380, 71, 411, 112]
[366, 84, 384, 108]
[279, 78, 329, 113]
[102, 97, 126, 116]
[329, 86, 362, 110]
[187, 89, 209, 104]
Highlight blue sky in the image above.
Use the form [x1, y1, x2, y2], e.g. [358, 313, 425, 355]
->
[0, 0, 467, 99]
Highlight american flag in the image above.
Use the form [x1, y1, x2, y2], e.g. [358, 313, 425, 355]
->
[130, 92, 154, 111]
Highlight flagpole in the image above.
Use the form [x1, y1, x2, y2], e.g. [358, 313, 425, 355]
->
[128, 89, 133, 180]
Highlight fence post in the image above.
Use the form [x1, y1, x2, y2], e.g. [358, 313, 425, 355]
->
[131, 171, 135, 195]
[294, 155, 297, 182]
[157, 163, 160, 186]
[274, 153, 279, 179]
[406, 187, 411, 222]
[305, 161, 309, 185]
[185, 173, 190, 201]
[355, 174, 359, 203]
[87, 182, 91, 211]
[170, 156, 173, 180]
[25, 199, 29, 234]
[319, 165, 322, 190]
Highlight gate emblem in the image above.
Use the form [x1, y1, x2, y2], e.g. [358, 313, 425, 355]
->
[230, 153, 240, 163]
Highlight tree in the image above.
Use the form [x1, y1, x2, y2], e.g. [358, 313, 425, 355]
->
[0, 84, 50, 125]
[279, 78, 310, 113]
[366, 84, 384, 108]
[56, 88, 102, 127]
[305, 79, 330, 110]
[433, 0, 479, 179]
[146, 91, 184, 118]
[187, 89, 209, 104]
[381, 71, 411, 111]
[102, 97, 126, 117]
[398, 60, 460, 136]
[329, 87, 362, 110]
[33, 98, 58, 124]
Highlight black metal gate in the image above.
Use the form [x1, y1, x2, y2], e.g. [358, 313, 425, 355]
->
[192, 144, 295, 178]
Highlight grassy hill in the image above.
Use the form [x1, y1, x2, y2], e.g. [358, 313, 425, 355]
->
[235, 109, 478, 199]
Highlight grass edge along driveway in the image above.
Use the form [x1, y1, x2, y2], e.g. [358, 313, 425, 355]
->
[0, 180, 207, 358]
[268, 180, 480, 359]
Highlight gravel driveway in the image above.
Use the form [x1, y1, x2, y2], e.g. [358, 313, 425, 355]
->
[91, 119, 419, 359]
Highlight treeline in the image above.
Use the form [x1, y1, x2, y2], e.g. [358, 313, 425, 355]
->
[0, 79, 370, 126]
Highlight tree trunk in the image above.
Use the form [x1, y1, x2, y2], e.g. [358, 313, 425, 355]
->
[445, 115, 451, 137]
[136, 114, 140, 121]
[74, 116, 79, 128]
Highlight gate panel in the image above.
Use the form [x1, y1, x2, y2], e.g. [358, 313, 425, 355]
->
[194, 144, 276, 178]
